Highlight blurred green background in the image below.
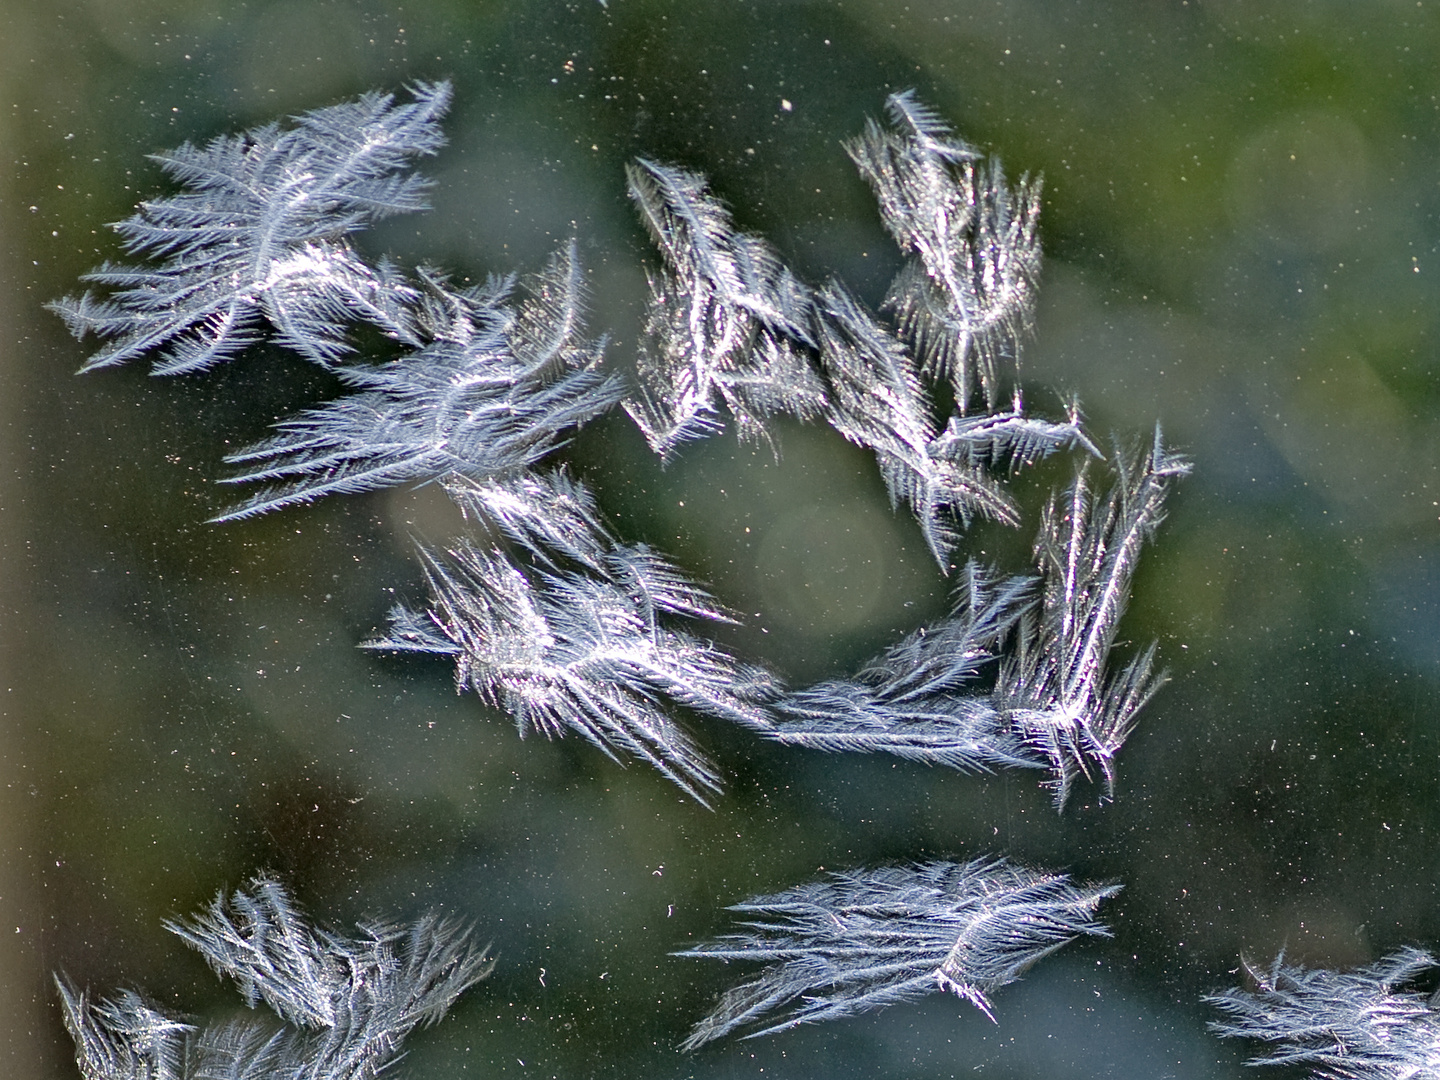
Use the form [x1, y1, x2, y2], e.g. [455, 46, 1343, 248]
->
[4, 1, 1440, 1077]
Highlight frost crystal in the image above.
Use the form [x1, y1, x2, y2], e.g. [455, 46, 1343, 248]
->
[57, 875, 490, 1080]
[679, 858, 1118, 1048]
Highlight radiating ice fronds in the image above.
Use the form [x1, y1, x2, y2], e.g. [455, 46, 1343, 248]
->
[624, 159, 826, 454]
[678, 858, 1118, 1049]
[447, 471, 747, 628]
[815, 281, 1009, 562]
[628, 159, 814, 340]
[765, 563, 1036, 771]
[848, 91, 982, 247]
[57, 983, 192, 1080]
[816, 283, 1081, 567]
[1207, 948, 1440, 1080]
[847, 90, 1043, 409]
[997, 429, 1191, 808]
[366, 542, 745, 804]
[366, 479, 779, 805]
[625, 100, 1072, 562]
[168, 877, 489, 1039]
[211, 242, 623, 522]
[931, 397, 1096, 471]
[445, 470, 612, 572]
[52, 82, 452, 374]
[765, 432, 1184, 805]
[56, 875, 490, 1080]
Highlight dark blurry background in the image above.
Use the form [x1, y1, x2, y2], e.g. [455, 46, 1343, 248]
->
[4, 1, 1440, 1077]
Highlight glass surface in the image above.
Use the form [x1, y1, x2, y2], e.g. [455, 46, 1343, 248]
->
[4, 1, 1440, 1077]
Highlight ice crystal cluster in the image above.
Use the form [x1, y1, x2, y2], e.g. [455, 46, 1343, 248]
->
[53, 81, 1209, 1057]
[1207, 949, 1440, 1080]
[677, 859, 1119, 1048]
[52, 83, 452, 375]
[365, 468, 779, 807]
[56, 877, 491, 1080]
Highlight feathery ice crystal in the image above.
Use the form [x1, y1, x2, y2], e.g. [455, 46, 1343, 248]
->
[57, 875, 491, 1080]
[51, 82, 1204, 1058]
[678, 858, 1118, 1049]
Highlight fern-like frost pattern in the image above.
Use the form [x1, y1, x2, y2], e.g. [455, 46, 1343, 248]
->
[847, 90, 1043, 409]
[625, 159, 825, 455]
[48, 92, 1199, 1063]
[51, 82, 452, 374]
[50, 82, 1187, 808]
[678, 858, 1118, 1049]
[366, 471, 778, 805]
[212, 241, 622, 521]
[1207, 948, 1440, 1080]
[815, 282, 1088, 564]
[762, 435, 1185, 807]
[997, 429, 1191, 806]
[622, 121, 1082, 566]
[57, 875, 491, 1080]
[765, 562, 1036, 771]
